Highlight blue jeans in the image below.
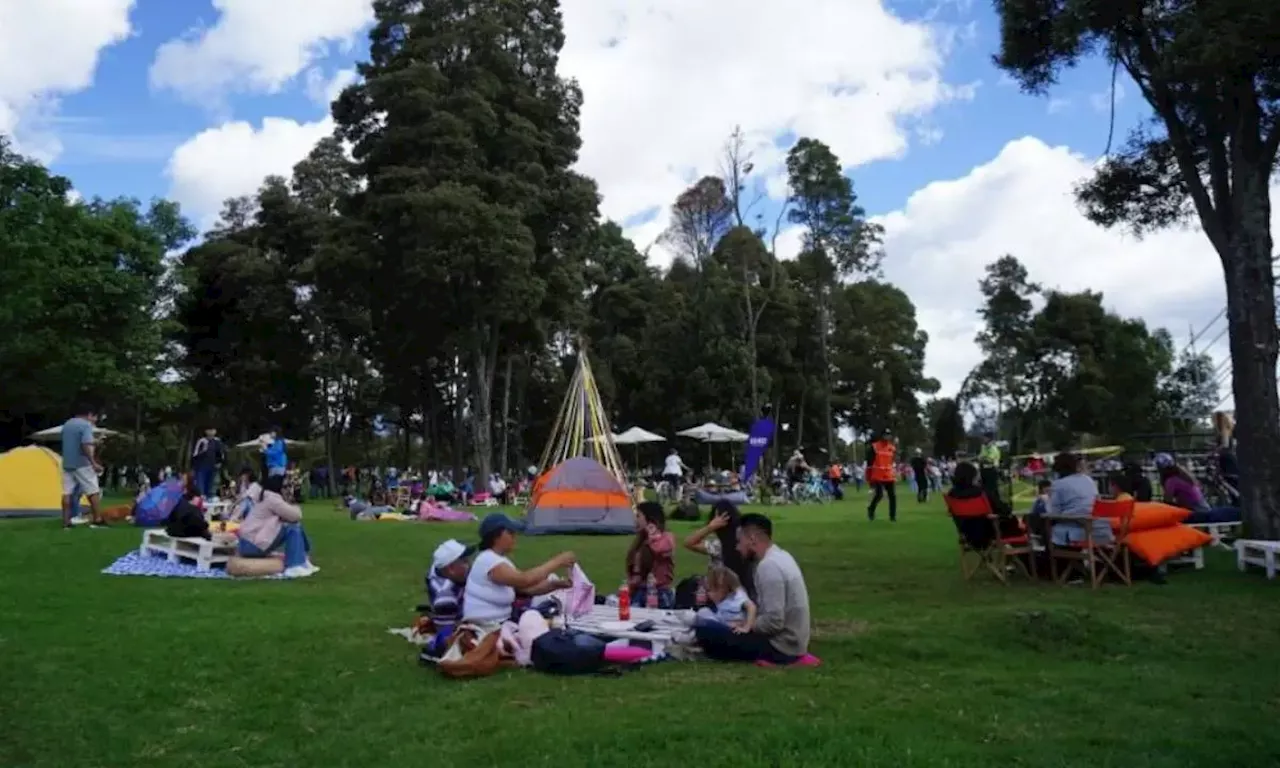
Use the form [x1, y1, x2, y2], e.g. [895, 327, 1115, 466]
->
[1186, 506, 1241, 524]
[694, 621, 797, 664]
[194, 466, 215, 498]
[630, 585, 674, 609]
[238, 522, 310, 568]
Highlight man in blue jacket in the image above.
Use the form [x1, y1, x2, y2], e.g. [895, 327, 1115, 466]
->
[262, 427, 288, 477]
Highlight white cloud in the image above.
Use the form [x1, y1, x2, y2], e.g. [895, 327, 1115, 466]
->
[1090, 82, 1125, 113]
[560, 0, 969, 262]
[1046, 97, 1071, 114]
[305, 67, 359, 107]
[875, 136, 1277, 399]
[166, 117, 335, 229]
[0, 0, 134, 158]
[168, 0, 967, 244]
[149, 0, 372, 103]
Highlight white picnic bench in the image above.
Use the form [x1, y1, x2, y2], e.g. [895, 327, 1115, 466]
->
[1235, 539, 1280, 580]
[140, 529, 238, 572]
[1191, 521, 1242, 551]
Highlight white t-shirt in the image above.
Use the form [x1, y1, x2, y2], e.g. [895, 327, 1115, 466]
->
[663, 455, 683, 476]
[463, 549, 517, 623]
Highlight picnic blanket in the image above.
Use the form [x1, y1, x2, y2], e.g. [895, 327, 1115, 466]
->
[101, 551, 283, 580]
[419, 503, 476, 522]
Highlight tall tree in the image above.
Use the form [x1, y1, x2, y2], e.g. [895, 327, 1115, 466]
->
[332, 0, 598, 480]
[962, 255, 1040, 437]
[930, 397, 966, 458]
[0, 137, 194, 445]
[995, 0, 1280, 534]
[784, 137, 883, 456]
[660, 176, 733, 269]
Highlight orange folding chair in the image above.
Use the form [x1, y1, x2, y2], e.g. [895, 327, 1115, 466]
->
[945, 493, 1033, 583]
[1045, 497, 1135, 588]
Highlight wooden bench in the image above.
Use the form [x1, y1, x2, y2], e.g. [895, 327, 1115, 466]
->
[1235, 539, 1280, 580]
[140, 530, 237, 572]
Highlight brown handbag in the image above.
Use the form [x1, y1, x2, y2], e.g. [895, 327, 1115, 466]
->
[437, 627, 505, 679]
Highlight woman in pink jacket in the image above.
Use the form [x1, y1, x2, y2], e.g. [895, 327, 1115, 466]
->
[238, 474, 317, 578]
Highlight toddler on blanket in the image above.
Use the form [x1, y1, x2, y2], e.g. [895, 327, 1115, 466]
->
[682, 566, 757, 635]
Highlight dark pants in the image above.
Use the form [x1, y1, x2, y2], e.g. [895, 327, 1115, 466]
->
[194, 465, 215, 498]
[694, 621, 797, 664]
[869, 482, 897, 520]
[916, 483, 928, 503]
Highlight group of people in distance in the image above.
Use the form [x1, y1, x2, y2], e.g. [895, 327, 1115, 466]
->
[422, 502, 815, 668]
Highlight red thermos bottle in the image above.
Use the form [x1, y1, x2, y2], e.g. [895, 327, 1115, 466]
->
[617, 583, 631, 621]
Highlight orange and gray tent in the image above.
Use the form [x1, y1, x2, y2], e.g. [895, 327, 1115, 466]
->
[524, 457, 634, 535]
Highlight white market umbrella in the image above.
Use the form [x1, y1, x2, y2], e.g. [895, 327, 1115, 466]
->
[677, 422, 748, 470]
[614, 427, 666, 445]
[613, 426, 666, 472]
[29, 426, 120, 441]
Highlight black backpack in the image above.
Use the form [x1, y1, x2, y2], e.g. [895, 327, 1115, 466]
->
[530, 630, 610, 675]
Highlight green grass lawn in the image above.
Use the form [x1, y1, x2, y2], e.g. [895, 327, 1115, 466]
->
[3, 492, 1279, 767]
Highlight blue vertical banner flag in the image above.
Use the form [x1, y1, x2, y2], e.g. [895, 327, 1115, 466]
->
[741, 417, 775, 484]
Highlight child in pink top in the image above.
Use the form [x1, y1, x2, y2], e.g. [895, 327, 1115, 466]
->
[626, 502, 676, 608]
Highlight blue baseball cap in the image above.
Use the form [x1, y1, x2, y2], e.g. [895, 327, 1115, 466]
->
[478, 513, 526, 539]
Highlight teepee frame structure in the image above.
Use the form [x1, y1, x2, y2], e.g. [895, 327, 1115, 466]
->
[535, 348, 628, 487]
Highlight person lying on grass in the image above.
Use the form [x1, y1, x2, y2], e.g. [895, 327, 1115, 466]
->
[462, 513, 574, 627]
[238, 474, 318, 578]
[626, 502, 676, 608]
[694, 513, 811, 665]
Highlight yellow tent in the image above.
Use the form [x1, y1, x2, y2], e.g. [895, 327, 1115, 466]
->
[0, 445, 64, 517]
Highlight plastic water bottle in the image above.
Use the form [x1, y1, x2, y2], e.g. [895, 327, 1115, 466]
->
[646, 573, 659, 609]
[617, 582, 631, 621]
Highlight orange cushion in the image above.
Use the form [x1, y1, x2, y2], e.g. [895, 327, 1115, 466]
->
[1127, 525, 1212, 565]
[1111, 502, 1191, 533]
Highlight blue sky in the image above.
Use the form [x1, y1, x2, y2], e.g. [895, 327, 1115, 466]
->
[5, 0, 1243, 403]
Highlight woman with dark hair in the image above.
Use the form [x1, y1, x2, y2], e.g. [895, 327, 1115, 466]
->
[462, 513, 574, 625]
[1154, 453, 1241, 524]
[946, 461, 1022, 542]
[626, 502, 676, 608]
[238, 474, 317, 578]
[682, 500, 755, 598]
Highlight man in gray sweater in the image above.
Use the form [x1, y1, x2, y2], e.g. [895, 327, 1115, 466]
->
[694, 513, 812, 664]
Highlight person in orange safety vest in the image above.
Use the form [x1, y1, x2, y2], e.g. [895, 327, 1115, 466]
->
[866, 429, 898, 522]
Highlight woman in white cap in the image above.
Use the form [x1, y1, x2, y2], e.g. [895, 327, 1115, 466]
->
[463, 513, 575, 626]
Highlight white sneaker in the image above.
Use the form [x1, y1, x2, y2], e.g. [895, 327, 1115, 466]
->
[677, 611, 698, 627]
[283, 565, 314, 579]
[672, 629, 696, 645]
[305, 561, 320, 574]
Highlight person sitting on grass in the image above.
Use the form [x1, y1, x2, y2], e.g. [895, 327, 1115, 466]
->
[694, 513, 813, 666]
[626, 502, 676, 608]
[238, 474, 318, 578]
[683, 501, 755, 604]
[1154, 453, 1242, 525]
[418, 539, 476, 661]
[462, 513, 574, 627]
[682, 565, 756, 635]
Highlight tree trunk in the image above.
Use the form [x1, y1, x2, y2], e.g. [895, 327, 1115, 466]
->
[321, 375, 336, 495]
[498, 355, 514, 476]
[795, 389, 807, 450]
[470, 331, 501, 482]
[817, 293, 836, 457]
[451, 361, 467, 481]
[1221, 176, 1280, 539]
